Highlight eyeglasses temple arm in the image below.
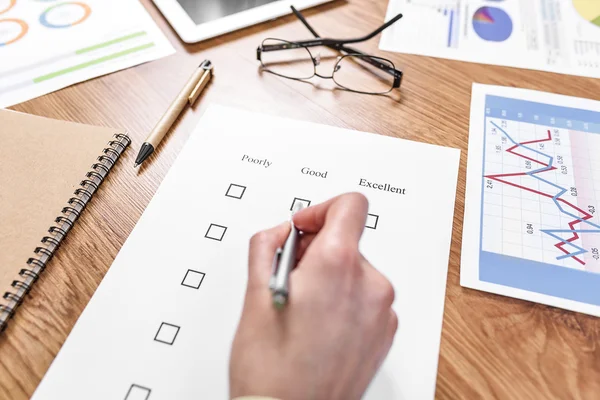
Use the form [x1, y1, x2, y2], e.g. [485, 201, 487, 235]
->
[289, 7, 365, 58]
[291, 6, 402, 45]
[291, 6, 321, 38]
[340, 13, 403, 43]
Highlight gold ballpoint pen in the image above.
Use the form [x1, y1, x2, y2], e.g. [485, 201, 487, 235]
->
[134, 59, 213, 167]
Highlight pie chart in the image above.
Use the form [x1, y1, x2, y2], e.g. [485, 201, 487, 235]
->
[39, 2, 92, 29]
[472, 6, 513, 42]
[0, 18, 28, 46]
[572, 0, 600, 28]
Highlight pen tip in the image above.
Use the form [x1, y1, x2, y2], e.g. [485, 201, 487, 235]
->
[273, 294, 287, 309]
[292, 202, 305, 215]
[134, 162, 139, 168]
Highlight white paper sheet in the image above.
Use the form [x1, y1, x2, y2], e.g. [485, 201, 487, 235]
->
[32, 105, 460, 400]
[462, 84, 600, 316]
[0, 0, 174, 108]
[380, 0, 600, 78]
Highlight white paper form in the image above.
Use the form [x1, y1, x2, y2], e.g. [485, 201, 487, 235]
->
[380, 0, 600, 78]
[462, 84, 600, 317]
[32, 105, 460, 400]
[0, 0, 174, 108]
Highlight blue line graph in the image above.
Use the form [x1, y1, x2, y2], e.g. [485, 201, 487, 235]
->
[490, 121, 600, 262]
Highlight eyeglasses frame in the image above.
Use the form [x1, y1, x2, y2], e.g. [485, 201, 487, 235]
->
[256, 6, 404, 94]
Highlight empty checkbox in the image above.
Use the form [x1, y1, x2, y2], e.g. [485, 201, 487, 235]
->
[225, 183, 246, 199]
[290, 197, 311, 211]
[154, 322, 180, 345]
[125, 384, 151, 400]
[366, 214, 379, 229]
[205, 224, 227, 241]
[181, 269, 206, 289]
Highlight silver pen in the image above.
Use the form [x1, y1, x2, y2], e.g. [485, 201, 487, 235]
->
[270, 202, 305, 309]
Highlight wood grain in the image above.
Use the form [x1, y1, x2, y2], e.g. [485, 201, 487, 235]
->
[1, 0, 600, 398]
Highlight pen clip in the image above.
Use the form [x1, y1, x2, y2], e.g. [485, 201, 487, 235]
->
[269, 248, 282, 291]
[188, 61, 214, 105]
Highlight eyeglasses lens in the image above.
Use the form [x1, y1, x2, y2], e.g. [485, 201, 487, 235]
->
[333, 55, 395, 94]
[260, 39, 315, 80]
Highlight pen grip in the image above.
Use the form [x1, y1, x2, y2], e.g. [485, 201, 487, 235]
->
[273, 225, 299, 295]
[189, 71, 211, 104]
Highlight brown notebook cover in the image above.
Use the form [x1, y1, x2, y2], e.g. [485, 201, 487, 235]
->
[0, 109, 130, 333]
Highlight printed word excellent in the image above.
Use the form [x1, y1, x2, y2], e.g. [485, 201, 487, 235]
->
[359, 178, 405, 194]
[241, 154, 271, 168]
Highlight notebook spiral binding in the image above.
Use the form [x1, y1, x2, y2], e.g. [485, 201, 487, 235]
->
[0, 133, 131, 334]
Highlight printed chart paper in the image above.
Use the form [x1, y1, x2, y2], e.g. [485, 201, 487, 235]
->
[380, 0, 600, 78]
[0, 0, 174, 108]
[32, 105, 460, 400]
[462, 84, 600, 317]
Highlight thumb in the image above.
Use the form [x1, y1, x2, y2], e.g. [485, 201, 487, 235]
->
[247, 222, 290, 289]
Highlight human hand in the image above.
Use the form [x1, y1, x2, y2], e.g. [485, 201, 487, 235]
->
[229, 193, 397, 400]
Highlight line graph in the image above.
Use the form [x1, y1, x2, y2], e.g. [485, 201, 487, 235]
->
[480, 95, 600, 286]
[485, 121, 600, 265]
[467, 90, 600, 313]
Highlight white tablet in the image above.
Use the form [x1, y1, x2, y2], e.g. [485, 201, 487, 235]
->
[153, 0, 333, 43]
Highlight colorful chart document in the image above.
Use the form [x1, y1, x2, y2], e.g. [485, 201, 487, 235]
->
[462, 84, 600, 316]
[32, 105, 460, 400]
[380, 0, 600, 78]
[0, 0, 174, 108]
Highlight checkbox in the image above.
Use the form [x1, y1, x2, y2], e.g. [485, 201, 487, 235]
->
[366, 213, 379, 229]
[125, 384, 151, 400]
[205, 224, 227, 241]
[154, 322, 180, 345]
[181, 269, 206, 289]
[225, 183, 246, 199]
[290, 197, 311, 211]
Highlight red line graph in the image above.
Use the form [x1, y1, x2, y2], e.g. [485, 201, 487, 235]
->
[485, 129, 593, 265]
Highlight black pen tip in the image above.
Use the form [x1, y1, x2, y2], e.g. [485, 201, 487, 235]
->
[134, 143, 155, 167]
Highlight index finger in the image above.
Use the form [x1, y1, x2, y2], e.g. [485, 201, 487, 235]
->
[293, 192, 369, 244]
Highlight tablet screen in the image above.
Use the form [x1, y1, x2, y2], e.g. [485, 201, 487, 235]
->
[176, 0, 281, 25]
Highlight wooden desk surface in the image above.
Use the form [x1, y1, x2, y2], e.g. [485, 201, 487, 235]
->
[2, 1, 600, 398]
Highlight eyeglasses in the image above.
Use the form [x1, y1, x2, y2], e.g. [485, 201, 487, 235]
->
[256, 6, 403, 95]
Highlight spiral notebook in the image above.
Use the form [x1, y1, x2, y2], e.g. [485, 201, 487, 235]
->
[0, 109, 130, 333]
